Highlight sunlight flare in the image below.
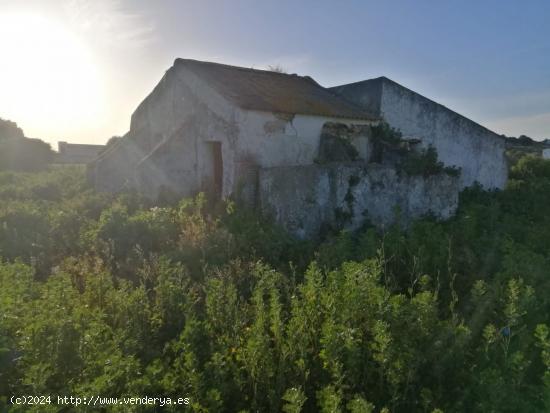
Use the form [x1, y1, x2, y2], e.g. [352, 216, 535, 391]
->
[0, 12, 104, 139]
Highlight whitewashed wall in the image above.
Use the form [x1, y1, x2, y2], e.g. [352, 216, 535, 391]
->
[331, 78, 508, 189]
[235, 110, 372, 167]
[379, 79, 507, 189]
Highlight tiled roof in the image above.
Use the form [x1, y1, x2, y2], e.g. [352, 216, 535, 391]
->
[175, 59, 377, 120]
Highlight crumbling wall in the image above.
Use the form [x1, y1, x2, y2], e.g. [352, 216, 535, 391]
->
[330, 77, 508, 189]
[317, 122, 371, 162]
[235, 111, 375, 169]
[259, 163, 459, 238]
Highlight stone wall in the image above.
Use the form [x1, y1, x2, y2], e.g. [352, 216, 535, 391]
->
[235, 111, 374, 169]
[259, 163, 459, 238]
[330, 77, 508, 189]
[317, 122, 372, 162]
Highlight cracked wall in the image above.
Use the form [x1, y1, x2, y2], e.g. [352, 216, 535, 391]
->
[259, 163, 459, 238]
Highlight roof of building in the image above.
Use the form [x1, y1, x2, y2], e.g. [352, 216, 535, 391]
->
[58, 142, 106, 150]
[174, 58, 378, 121]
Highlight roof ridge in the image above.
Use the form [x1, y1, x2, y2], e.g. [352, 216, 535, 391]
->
[331, 77, 501, 136]
[170, 58, 378, 120]
[174, 58, 309, 79]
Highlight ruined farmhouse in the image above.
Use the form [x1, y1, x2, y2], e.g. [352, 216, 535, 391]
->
[89, 59, 508, 237]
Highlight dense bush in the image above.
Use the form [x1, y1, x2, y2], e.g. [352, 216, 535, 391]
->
[370, 123, 460, 177]
[1, 161, 550, 412]
[0, 118, 55, 172]
[0, 138, 55, 172]
[401, 146, 461, 177]
[370, 122, 403, 146]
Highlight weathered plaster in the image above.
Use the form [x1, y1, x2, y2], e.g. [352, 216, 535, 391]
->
[235, 110, 373, 168]
[259, 163, 459, 238]
[331, 77, 508, 189]
[91, 63, 242, 197]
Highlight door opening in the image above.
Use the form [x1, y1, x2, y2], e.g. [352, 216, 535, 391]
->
[202, 141, 223, 199]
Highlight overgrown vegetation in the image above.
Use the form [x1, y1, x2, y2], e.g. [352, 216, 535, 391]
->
[370, 122, 403, 146]
[1, 157, 550, 412]
[370, 123, 461, 177]
[317, 124, 361, 163]
[401, 146, 461, 177]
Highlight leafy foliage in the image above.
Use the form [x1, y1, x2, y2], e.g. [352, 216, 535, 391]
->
[1, 159, 550, 412]
[370, 122, 403, 146]
[0, 118, 54, 172]
[401, 145, 461, 177]
[370, 123, 460, 177]
[0, 138, 54, 172]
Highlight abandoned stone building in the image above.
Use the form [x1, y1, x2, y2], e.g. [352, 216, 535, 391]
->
[89, 59, 508, 237]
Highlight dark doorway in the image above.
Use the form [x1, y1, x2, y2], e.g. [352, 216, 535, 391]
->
[203, 141, 223, 199]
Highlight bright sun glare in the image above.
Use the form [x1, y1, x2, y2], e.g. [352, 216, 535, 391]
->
[0, 13, 104, 141]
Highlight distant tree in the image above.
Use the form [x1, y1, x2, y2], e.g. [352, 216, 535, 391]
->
[0, 117, 54, 171]
[0, 118, 24, 141]
[0, 138, 54, 172]
[518, 134, 535, 146]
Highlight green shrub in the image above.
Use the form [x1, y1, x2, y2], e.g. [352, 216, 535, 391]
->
[0, 163, 549, 412]
[0, 138, 54, 172]
[510, 154, 550, 180]
[401, 145, 461, 177]
[370, 122, 403, 145]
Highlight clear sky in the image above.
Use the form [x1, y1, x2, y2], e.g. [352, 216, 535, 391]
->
[0, 0, 549, 147]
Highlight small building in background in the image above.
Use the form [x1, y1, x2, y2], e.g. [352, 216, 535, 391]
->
[56, 141, 105, 164]
[542, 148, 550, 160]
